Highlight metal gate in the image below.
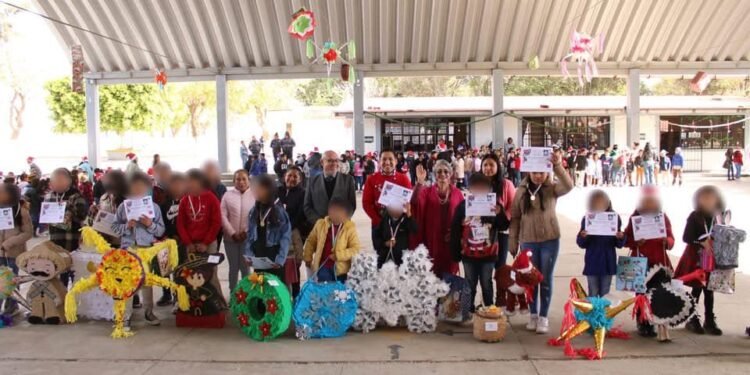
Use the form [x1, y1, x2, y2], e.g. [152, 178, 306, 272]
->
[681, 147, 703, 172]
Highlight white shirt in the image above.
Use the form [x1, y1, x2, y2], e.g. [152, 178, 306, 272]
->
[220, 188, 255, 238]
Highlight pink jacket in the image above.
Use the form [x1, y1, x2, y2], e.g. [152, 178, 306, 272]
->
[220, 188, 255, 238]
[497, 179, 516, 221]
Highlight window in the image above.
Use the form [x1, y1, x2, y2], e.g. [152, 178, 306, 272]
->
[381, 117, 471, 152]
[522, 116, 611, 149]
[659, 115, 745, 150]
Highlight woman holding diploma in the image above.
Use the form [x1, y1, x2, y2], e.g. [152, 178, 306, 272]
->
[411, 160, 464, 277]
[362, 150, 412, 242]
[480, 154, 515, 268]
[508, 149, 573, 334]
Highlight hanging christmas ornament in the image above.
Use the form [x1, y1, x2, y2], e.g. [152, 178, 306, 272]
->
[288, 8, 316, 40]
[560, 31, 604, 86]
[155, 69, 167, 90]
[528, 55, 540, 70]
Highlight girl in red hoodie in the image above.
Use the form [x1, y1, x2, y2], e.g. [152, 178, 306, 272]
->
[623, 185, 675, 337]
[177, 169, 225, 305]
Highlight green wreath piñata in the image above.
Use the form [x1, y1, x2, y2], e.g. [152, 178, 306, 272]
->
[230, 272, 292, 341]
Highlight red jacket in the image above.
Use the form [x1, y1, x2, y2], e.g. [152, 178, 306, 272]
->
[624, 211, 675, 269]
[177, 191, 222, 245]
[362, 172, 412, 227]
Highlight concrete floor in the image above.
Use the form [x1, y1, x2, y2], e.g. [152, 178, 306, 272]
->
[2, 174, 750, 374]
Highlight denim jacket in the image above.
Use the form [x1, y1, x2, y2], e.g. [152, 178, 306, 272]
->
[243, 203, 291, 265]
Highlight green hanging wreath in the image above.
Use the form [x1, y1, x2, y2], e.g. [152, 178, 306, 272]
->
[230, 272, 292, 341]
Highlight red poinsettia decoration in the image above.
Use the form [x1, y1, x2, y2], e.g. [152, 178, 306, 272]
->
[234, 289, 248, 304]
[155, 69, 167, 89]
[260, 322, 271, 337]
[266, 298, 278, 315]
[238, 313, 249, 327]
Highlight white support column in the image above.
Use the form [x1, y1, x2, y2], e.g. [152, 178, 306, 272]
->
[626, 69, 641, 147]
[491, 69, 504, 148]
[744, 113, 750, 150]
[85, 79, 101, 167]
[353, 71, 365, 154]
[216, 74, 228, 172]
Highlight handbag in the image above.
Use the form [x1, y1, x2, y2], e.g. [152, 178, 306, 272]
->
[707, 269, 735, 294]
[615, 256, 648, 293]
[438, 274, 472, 323]
[712, 225, 747, 269]
[700, 246, 715, 272]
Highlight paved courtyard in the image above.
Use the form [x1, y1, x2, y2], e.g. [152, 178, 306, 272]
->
[1, 174, 749, 374]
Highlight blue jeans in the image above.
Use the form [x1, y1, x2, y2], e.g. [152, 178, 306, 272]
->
[734, 162, 742, 180]
[644, 164, 654, 185]
[523, 239, 560, 317]
[462, 260, 495, 307]
[317, 266, 346, 283]
[354, 175, 364, 190]
[586, 275, 612, 297]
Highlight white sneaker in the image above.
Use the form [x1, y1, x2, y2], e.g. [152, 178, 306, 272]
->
[526, 315, 538, 331]
[536, 316, 549, 334]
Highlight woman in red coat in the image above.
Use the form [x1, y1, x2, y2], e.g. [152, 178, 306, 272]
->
[411, 160, 464, 277]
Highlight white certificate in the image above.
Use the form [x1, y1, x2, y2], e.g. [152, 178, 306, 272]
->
[465, 193, 497, 217]
[0, 208, 13, 230]
[124, 196, 155, 221]
[377, 181, 413, 209]
[585, 212, 618, 236]
[40, 202, 66, 224]
[520, 147, 553, 173]
[248, 256, 276, 270]
[92, 211, 119, 237]
[631, 213, 667, 241]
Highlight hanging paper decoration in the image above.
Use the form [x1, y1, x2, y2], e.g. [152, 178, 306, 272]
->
[175, 253, 227, 328]
[549, 278, 635, 360]
[293, 280, 357, 339]
[155, 69, 167, 90]
[346, 245, 450, 334]
[288, 8, 316, 40]
[230, 272, 292, 341]
[528, 55, 540, 70]
[690, 71, 711, 93]
[64, 228, 189, 338]
[560, 31, 603, 86]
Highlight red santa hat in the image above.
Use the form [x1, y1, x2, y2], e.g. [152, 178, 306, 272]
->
[126, 152, 137, 160]
[512, 250, 534, 273]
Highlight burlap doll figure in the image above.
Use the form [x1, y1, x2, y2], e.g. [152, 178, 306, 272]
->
[16, 242, 73, 324]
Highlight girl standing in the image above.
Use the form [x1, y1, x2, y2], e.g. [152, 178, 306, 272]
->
[481, 154, 515, 268]
[0, 183, 33, 315]
[675, 186, 728, 336]
[508, 149, 573, 334]
[576, 190, 626, 297]
[220, 170, 254, 292]
[278, 167, 307, 296]
[244, 174, 291, 283]
[623, 186, 675, 337]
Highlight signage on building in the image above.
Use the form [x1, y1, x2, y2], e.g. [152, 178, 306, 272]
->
[364, 136, 374, 143]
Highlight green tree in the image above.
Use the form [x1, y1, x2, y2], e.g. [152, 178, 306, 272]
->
[45, 78, 163, 135]
[505, 76, 626, 96]
[173, 82, 215, 138]
[295, 78, 347, 106]
[643, 78, 748, 96]
[243, 80, 292, 138]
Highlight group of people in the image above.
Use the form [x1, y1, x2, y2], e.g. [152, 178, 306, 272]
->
[0, 139, 745, 339]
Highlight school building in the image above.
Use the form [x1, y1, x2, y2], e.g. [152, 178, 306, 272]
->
[336, 95, 750, 172]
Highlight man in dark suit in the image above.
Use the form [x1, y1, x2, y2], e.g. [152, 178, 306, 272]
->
[304, 150, 357, 226]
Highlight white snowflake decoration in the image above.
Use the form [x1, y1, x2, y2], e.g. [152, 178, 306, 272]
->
[346, 245, 449, 333]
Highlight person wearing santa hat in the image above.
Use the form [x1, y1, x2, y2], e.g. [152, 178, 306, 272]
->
[508, 148, 573, 334]
[26, 157, 42, 179]
[125, 153, 142, 179]
[623, 185, 675, 337]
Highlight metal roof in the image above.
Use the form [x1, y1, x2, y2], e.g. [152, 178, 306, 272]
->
[33, 0, 750, 83]
[335, 95, 750, 114]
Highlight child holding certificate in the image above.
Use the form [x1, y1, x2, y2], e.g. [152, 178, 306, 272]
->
[675, 185, 729, 336]
[576, 190, 625, 297]
[0, 183, 33, 315]
[450, 174, 506, 309]
[373, 203, 417, 268]
[113, 172, 165, 325]
[623, 185, 675, 337]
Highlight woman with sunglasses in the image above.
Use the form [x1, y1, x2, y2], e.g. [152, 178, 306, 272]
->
[411, 160, 464, 277]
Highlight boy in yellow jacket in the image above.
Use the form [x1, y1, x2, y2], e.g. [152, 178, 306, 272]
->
[303, 197, 361, 282]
